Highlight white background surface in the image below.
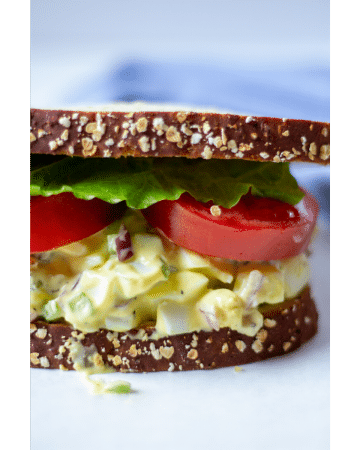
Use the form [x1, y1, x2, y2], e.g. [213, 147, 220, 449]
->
[29, 1, 331, 449]
[31, 0, 330, 114]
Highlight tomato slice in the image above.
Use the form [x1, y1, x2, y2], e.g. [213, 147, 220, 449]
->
[31, 193, 127, 253]
[141, 190, 318, 261]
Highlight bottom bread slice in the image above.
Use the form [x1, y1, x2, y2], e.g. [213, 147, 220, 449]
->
[30, 286, 318, 372]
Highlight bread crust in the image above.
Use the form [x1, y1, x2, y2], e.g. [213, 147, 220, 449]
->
[30, 106, 330, 164]
[30, 286, 318, 372]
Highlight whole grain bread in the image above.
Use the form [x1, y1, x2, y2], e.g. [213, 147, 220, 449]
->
[30, 102, 330, 164]
[30, 286, 317, 372]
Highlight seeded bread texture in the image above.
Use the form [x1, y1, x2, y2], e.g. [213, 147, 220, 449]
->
[30, 102, 330, 164]
[30, 286, 317, 372]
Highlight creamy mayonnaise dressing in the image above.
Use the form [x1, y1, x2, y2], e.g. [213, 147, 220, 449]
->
[30, 209, 310, 338]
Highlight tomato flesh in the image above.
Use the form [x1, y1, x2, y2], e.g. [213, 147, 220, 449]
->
[141, 190, 318, 261]
[31, 193, 126, 253]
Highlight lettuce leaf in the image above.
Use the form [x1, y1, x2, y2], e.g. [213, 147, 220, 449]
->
[30, 156, 304, 209]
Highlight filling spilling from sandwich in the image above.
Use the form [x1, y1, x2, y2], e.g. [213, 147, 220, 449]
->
[30, 209, 311, 338]
[30, 156, 318, 340]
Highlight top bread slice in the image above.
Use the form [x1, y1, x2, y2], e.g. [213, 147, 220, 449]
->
[30, 102, 330, 164]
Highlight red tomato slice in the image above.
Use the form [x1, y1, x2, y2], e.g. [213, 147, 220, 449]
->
[141, 190, 318, 261]
[31, 193, 127, 253]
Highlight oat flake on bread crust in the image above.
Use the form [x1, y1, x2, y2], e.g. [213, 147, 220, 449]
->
[30, 102, 330, 164]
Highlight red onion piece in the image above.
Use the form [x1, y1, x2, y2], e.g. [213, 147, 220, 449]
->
[115, 224, 134, 262]
[199, 308, 220, 331]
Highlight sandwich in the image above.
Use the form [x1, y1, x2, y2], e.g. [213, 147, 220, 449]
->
[30, 102, 330, 376]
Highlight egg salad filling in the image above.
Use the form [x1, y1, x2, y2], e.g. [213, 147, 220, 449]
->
[30, 209, 310, 339]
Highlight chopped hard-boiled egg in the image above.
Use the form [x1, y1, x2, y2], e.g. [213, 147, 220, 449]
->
[30, 211, 311, 338]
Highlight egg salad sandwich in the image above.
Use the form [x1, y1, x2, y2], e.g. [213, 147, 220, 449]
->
[30, 103, 330, 376]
